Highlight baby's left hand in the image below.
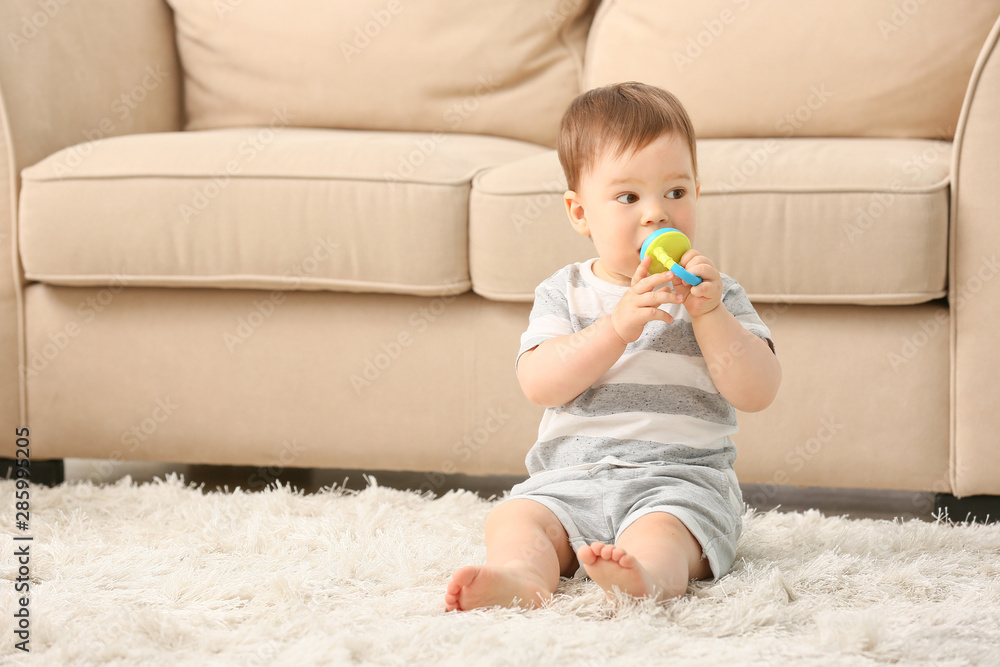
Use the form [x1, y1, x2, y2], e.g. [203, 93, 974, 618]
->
[668, 249, 722, 319]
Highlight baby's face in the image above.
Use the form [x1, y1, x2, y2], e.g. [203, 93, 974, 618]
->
[568, 132, 699, 286]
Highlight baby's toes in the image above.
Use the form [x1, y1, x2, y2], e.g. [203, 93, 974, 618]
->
[617, 551, 637, 568]
[599, 543, 615, 560]
[610, 546, 629, 563]
[445, 580, 462, 596]
[576, 543, 600, 565]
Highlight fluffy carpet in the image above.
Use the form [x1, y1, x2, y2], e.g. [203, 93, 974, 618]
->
[2, 474, 999, 666]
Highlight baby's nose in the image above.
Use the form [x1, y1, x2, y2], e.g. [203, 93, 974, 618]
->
[642, 206, 667, 224]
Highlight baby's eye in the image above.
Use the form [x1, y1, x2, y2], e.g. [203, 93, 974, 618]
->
[616, 193, 639, 204]
[666, 189, 686, 200]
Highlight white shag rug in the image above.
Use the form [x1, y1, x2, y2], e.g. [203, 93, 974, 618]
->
[2, 474, 1000, 666]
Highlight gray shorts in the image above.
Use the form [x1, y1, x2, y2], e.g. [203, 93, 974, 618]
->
[500, 461, 744, 581]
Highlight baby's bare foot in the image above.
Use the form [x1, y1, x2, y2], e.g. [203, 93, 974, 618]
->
[444, 563, 550, 612]
[576, 542, 659, 600]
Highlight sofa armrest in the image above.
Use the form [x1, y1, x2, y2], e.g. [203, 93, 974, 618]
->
[0, 0, 182, 175]
[0, 0, 182, 452]
[950, 14, 1000, 497]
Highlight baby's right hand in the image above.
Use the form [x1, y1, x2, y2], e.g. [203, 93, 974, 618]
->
[609, 256, 681, 344]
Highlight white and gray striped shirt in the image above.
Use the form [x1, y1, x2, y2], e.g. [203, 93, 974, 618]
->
[516, 258, 774, 478]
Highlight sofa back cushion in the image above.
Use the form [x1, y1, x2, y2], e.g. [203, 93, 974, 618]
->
[165, 0, 595, 148]
[585, 0, 1000, 139]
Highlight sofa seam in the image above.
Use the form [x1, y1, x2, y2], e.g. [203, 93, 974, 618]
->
[21, 172, 492, 188]
[473, 182, 953, 197]
[30, 178, 943, 196]
[22, 273, 472, 296]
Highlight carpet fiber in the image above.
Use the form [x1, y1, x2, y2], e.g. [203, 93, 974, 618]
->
[2, 474, 999, 666]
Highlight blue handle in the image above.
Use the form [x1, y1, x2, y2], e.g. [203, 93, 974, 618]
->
[668, 261, 702, 286]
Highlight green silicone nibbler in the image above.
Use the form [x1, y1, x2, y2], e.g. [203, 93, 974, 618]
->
[639, 228, 702, 286]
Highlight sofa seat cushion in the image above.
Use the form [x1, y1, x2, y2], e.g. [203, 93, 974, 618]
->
[19, 128, 546, 296]
[469, 138, 950, 305]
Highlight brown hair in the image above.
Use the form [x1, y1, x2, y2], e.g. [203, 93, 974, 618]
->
[557, 82, 698, 191]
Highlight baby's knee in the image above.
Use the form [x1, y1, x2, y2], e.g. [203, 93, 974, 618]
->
[487, 498, 576, 570]
[488, 498, 562, 534]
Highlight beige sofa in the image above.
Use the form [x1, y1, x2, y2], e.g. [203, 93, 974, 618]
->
[2, 1, 999, 505]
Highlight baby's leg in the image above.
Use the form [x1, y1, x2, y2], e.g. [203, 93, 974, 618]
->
[445, 498, 577, 611]
[577, 511, 710, 601]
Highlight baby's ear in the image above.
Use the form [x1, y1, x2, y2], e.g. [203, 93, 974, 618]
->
[564, 190, 590, 237]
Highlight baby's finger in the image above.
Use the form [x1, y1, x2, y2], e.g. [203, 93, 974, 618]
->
[638, 269, 676, 294]
[680, 248, 700, 265]
[631, 256, 653, 287]
[640, 285, 683, 308]
[648, 307, 675, 324]
[669, 278, 692, 300]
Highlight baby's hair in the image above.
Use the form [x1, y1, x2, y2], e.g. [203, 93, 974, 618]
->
[557, 81, 698, 191]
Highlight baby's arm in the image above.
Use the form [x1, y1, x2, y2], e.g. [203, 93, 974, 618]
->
[677, 251, 781, 413]
[517, 316, 625, 407]
[518, 257, 678, 407]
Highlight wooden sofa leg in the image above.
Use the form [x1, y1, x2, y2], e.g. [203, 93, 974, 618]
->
[934, 494, 1000, 524]
[1, 458, 65, 487]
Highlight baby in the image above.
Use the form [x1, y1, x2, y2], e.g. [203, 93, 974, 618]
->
[445, 82, 781, 611]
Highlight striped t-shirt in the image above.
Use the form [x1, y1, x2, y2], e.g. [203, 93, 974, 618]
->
[516, 258, 774, 477]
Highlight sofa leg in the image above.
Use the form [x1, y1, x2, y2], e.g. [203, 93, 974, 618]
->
[0, 458, 65, 487]
[934, 493, 999, 524]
